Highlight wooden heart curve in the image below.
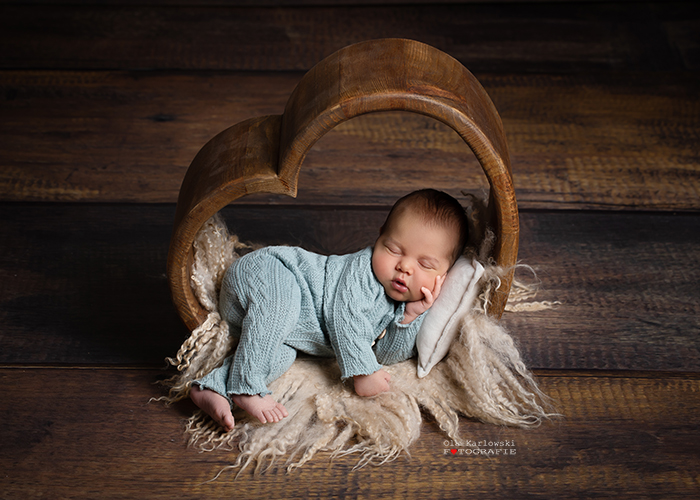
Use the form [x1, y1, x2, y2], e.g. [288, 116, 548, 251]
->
[167, 38, 518, 331]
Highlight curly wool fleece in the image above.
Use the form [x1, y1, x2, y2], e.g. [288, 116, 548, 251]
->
[162, 213, 555, 474]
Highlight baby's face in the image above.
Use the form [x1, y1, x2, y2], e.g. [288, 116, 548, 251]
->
[372, 212, 456, 303]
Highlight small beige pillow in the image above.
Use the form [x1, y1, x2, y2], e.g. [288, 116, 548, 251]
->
[416, 257, 485, 378]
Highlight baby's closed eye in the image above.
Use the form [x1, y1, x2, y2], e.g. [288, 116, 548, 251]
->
[385, 243, 401, 255]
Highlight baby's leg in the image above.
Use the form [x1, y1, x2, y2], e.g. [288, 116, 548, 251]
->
[224, 255, 301, 420]
[190, 385, 235, 432]
[230, 344, 296, 423]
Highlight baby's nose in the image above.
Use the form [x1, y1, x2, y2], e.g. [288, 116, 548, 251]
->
[396, 260, 412, 273]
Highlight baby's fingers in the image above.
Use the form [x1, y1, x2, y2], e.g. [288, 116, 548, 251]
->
[421, 286, 435, 306]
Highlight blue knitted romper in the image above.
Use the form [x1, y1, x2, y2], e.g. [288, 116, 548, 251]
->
[193, 246, 425, 401]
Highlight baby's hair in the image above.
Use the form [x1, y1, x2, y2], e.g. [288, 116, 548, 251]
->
[381, 189, 469, 264]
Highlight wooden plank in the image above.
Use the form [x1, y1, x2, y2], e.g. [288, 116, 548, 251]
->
[0, 71, 298, 203]
[0, 2, 695, 72]
[0, 204, 188, 365]
[1, 71, 698, 210]
[1, 204, 698, 371]
[0, 1, 644, 6]
[508, 211, 700, 372]
[1, 368, 699, 499]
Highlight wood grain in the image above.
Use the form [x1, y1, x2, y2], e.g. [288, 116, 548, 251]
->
[0, 0, 609, 5]
[2, 2, 698, 498]
[167, 114, 291, 330]
[1, 204, 698, 371]
[1, 71, 698, 210]
[167, 39, 519, 329]
[0, 2, 695, 72]
[507, 211, 700, 371]
[1, 368, 698, 499]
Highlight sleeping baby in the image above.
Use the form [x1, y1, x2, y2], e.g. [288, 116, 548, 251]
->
[190, 189, 469, 431]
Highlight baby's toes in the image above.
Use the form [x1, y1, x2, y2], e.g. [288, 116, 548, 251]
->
[276, 403, 289, 418]
[220, 413, 235, 431]
[262, 409, 279, 423]
[212, 409, 231, 429]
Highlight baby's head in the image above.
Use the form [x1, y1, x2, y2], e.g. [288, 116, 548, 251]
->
[372, 189, 469, 303]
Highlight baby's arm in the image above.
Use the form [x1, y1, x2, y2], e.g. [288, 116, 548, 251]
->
[402, 274, 446, 324]
[353, 369, 391, 397]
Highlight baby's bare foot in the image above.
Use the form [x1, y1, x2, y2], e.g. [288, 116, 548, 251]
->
[190, 385, 235, 431]
[232, 394, 289, 424]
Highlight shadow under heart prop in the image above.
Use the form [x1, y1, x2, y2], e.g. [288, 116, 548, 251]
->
[161, 39, 555, 473]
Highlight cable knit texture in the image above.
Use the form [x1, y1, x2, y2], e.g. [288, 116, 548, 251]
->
[195, 246, 423, 399]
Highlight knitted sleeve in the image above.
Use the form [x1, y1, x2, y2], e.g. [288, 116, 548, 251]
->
[373, 303, 425, 365]
[324, 249, 386, 379]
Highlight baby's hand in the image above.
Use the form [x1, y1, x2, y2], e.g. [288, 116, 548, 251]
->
[353, 369, 391, 397]
[403, 274, 446, 323]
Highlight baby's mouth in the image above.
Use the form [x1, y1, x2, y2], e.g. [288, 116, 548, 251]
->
[391, 278, 408, 293]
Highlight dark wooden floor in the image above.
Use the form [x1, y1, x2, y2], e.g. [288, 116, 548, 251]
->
[1, 1, 699, 498]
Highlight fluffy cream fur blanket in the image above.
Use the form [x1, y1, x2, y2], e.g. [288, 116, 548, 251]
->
[163, 213, 554, 474]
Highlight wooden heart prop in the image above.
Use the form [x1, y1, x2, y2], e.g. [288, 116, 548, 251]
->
[167, 38, 518, 331]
